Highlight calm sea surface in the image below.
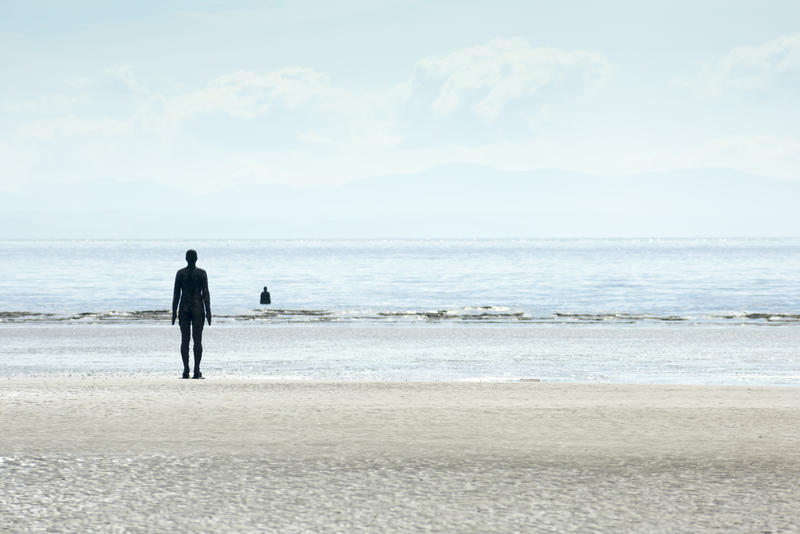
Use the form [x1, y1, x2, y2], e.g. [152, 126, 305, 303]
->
[1, 239, 799, 384]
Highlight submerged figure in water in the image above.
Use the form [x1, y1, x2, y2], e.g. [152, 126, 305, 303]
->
[260, 286, 271, 305]
[172, 249, 211, 379]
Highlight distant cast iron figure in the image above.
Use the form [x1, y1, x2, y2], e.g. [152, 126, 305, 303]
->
[260, 286, 271, 305]
[172, 249, 211, 379]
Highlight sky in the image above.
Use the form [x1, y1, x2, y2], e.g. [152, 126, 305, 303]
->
[1, 0, 799, 193]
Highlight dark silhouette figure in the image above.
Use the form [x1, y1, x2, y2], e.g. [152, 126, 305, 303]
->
[172, 249, 211, 379]
[260, 286, 271, 305]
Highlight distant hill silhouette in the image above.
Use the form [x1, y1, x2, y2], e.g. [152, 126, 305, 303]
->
[2, 165, 798, 238]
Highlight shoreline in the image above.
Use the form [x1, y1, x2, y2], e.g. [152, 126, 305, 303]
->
[4, 323, 800, 386]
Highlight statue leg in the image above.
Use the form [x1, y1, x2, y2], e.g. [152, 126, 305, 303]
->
[179, 317, 191, 377]
[192, 314, 204, 378]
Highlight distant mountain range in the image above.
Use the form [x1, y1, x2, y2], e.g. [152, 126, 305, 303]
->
[2, 165, 798, 238]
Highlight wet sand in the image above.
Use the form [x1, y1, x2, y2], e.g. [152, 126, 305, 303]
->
[2, 378, 799, 532]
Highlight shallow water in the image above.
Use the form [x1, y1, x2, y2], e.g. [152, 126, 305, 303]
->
[2, 322, 799, 385]
[2, 238, 800, 321]
[2, 239, 799, 384]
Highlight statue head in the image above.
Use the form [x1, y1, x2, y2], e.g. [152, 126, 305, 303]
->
[185, 249, 198, 265]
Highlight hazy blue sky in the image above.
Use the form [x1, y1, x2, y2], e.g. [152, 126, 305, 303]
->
[2, 0, 799, 193]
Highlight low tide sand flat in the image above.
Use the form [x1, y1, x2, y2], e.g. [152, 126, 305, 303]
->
[2, 378, 799, 533]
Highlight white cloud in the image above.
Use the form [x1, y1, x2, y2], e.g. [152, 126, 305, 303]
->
[298, 132, 333, 145]
[172, 67, 343, 120]
[105, 65, 148, 94]
[65, 76, 93, 90]
[677, 33, 800, 95]
[17, 115, 130, 140]
[6, 35, 797, 193]
[414, 37, 609, 121]
[0, 140, 35, 191]
[162, 67, 407, 148]
[2, 94, 76, 113]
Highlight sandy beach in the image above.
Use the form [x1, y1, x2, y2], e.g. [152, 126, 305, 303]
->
[2, 378, 799, 532]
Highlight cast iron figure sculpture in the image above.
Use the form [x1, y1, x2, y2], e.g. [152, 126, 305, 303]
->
[172, 249, 211, 379]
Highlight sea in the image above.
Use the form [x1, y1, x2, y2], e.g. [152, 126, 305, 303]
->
[1, 238, 799, 384]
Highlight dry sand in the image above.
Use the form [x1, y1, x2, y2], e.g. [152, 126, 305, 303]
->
[2, 378, 799, 533]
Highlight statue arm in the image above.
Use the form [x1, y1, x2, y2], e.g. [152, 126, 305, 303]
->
[203, 271, 212, 323]
[172, 271, 181, 322]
